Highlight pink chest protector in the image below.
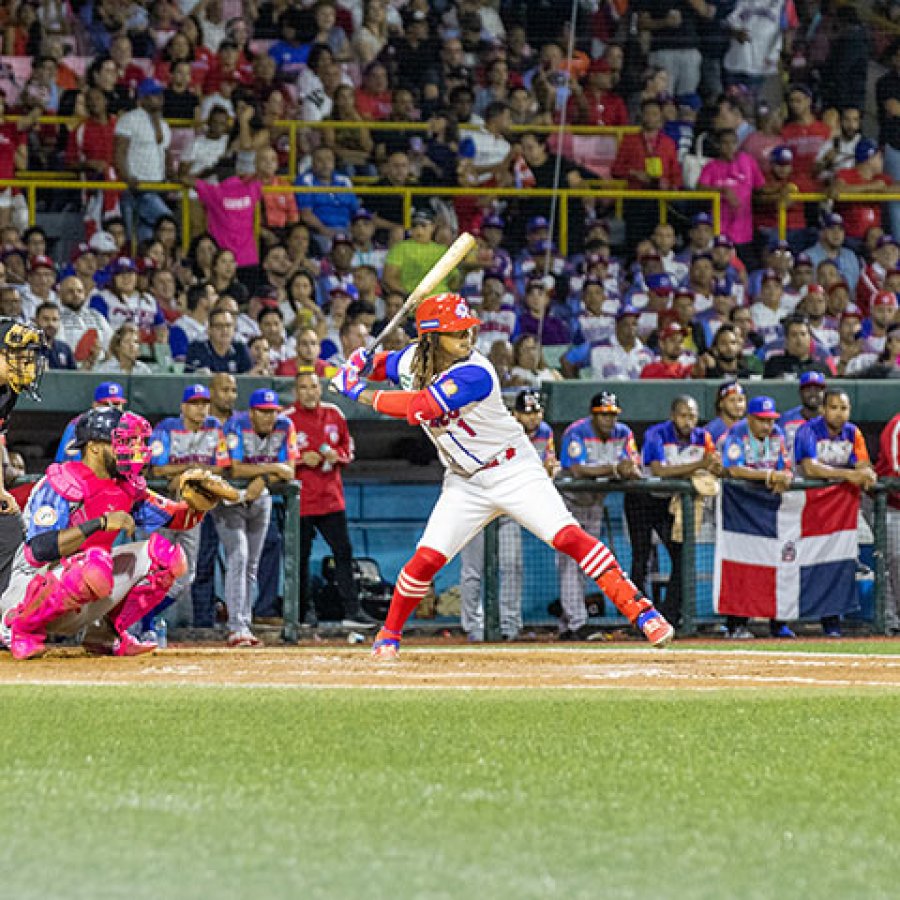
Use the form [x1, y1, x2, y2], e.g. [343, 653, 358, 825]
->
[46, 462, 146, 551]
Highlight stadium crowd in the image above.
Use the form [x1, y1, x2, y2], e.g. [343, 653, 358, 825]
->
[0, 0, 897, 648]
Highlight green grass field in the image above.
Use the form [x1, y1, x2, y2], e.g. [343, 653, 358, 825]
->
[2, 678, 899, 899]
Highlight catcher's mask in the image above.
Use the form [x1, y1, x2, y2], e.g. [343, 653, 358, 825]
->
[75, 408, 152, 478]
[0, 319, 48, 400]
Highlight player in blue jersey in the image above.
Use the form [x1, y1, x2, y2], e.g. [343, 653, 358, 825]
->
[333, 293, 675, 659]
[721, 395, 795, 639]
[459, 388, 559, 642]
[557, 391, 641, 640]
[147, 383, 230, 634]
[705, 381, 747, 448]
[215, 389, 298, 647]
[777, 370, 826, 459]
[794, 388, 877, 636]
[628, 395, 723, 628]
[55, 382, 127, 463]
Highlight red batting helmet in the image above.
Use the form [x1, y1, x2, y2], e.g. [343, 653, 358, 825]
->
[415, 293, 481, 334]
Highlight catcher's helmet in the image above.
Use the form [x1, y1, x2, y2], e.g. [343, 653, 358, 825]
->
[0, 318, 48, 400]
[75, 408, 152, 477]
[415, 293, 481, 334]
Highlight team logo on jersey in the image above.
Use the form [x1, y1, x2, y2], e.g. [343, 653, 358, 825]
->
[227, 433, 239, 450]
[33, 505, 58, 527]
[150, 439, 165, 458]
[727, 443, 741, 461]
[441, 379, 458, 396]
[568, 440, 582, 459]
[325, 425, 339, 443]
[296, 431, 308, 449]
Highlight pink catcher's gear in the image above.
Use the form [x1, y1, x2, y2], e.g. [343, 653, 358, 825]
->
[6, 548, 114, 659]
[111, 412, 152, 479]
[108, 533, 187, 638]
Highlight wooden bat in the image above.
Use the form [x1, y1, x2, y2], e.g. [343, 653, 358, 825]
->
[365, 231, 477, 354]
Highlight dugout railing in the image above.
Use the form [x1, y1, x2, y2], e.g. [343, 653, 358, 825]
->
[476, 477, 900, 641]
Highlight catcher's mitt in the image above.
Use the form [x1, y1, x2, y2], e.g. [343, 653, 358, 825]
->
[179, 469, 241, 512]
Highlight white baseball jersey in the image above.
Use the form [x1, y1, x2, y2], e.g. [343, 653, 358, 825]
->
[388, 344, 532, 475]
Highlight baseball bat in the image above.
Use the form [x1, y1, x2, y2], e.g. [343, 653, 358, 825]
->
[366, 231, 477, 354]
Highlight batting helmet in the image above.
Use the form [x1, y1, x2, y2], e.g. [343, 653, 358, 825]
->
[415, 293, 481, 334]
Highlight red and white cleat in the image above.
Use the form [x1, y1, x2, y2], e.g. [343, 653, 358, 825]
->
[113, 632, 158, 656]
[636, 609, 675, 648]
[371, 628, 401, 661]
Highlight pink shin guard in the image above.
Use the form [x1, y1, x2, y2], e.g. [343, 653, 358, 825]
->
[10, 548, 114, 634]
[110, 534, 187, 636]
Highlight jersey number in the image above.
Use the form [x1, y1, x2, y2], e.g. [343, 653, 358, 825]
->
[430, 410, 477, 436]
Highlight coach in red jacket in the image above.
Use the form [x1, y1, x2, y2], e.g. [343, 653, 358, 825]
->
[286, 368, 377, 630]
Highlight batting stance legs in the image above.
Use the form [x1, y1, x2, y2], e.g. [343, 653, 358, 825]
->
[1, 533, 186, 659]
[376, 452, 671, 656]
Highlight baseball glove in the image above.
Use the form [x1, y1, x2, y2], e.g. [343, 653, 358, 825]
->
[179, 469, 241, 512]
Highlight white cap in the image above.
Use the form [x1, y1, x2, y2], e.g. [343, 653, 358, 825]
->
[88, 231, 117, 253]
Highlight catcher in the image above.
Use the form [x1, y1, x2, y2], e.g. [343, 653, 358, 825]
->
[0, 407, 238, 659]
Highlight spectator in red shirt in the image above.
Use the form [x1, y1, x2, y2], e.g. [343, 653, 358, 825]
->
[754, 145, 807, 252]
[857, 234, 899, 316]
[780, 85, 831, 192]
[355, 62, 393, 121]
[0, 92, 37, 229]
[567, 57, 628, 126]
[641, 321, 694, 379]
[287, 369, 377, 629]
[834, 139, 893, 243]
[612, 98, 680, 243]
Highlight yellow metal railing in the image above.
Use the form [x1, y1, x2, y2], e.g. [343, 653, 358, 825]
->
[10, 116, 639, 185]
[776, 192, 900, 239]
[2, 179, 722, 256]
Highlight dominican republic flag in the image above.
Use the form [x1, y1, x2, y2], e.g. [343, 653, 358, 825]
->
[714, 482, 861, 620]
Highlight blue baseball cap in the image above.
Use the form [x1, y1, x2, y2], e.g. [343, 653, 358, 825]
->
[616, 305, 641, 319]
[821, 212, 845, 230]
[713, 234, 734, 249]
[351, 208, 373, 222]
[183, 384, 211, 403]
[799, 371, 826, 388]
[771, 145, 794, 166]
[692, 212, 713, 227]
[249, 388, 281, 410]
[712, 278, 732, 297]
[94, 381, 126, 404]
[646, 273, 675, 294]
[855, 138, 879, 164]
[769, 238, 792, 254]
[482, 214, 505, 230]
[677, 93, 702, 111]
[747, 395, 779, 418]
[136, 78, 164, 98]
[528, 216, 550, 232]
[110, 256, 138, 275]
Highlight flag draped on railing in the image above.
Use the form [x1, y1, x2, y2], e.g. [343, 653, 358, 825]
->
[714, 482, 861, 620]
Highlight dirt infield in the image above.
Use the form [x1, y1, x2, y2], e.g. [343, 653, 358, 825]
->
[2, 644, 900, 689]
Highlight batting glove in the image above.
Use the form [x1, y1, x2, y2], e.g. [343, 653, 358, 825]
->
[347, 347, 374, 377]
[331, 362, 367, 400]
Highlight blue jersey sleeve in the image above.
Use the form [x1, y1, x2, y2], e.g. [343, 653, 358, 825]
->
[560, 424, 587, 467]
[642, 425, 666, 466]
[89, 293, 109, 319]
[274, 420, 293, 462]
[150, 422, 172, 466]
[563, 341, 590, 369]
[722, 432, 746, 468]
[429, 365, 492, 413]
[793, 423, 818, 464]
[384, 347, 412, 385]
[23, 481, 72, 540]
[55, 420, 79, 463]
[169, 325, 189, 361]
[226, 422, 246, 462]
[132, 497, 174, 532]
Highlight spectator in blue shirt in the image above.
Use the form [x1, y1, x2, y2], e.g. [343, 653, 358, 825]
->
[35, 302, 76, 370]
[185, 309, 251, 374]
[268, 9, 312, 77]
[804, 213, 861, 292]
[295, 146, 359, 252]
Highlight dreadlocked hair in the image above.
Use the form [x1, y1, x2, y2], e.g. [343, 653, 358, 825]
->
[410, 333, 441, 389]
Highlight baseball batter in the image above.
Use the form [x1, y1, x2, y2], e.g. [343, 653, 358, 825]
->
[333, 292, 675, 659]
[0, 408, 214, 659]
